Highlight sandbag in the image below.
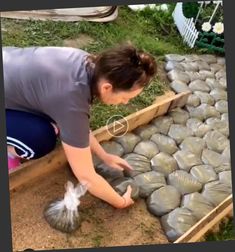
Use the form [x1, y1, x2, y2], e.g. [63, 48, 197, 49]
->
[180, 137, 205, 155]
[150, 133, 178, 155]
[210, 63, 223, 74]
[134, 124, 159, 140]
[96, 163, 124, 182]
[123, 153, 151, 177]
[217, 57, 225, 65]
[215, 100, 228, 114]
[195, 60, 211, 71]
[133, 140, 159, 159]
[202, 149, 224, 167]
[221, 113, 228, 122]
[170, 80, 191, 94]
[167, 69, 190, 84]
[133, 171, 166, 198]
[161, 207, 198, 242]
[202, 181, 232, 206]
[168, 124, 193, 144]
[151, 116, 173, 135]
[114, 132, 141, 154]
[219, 77, 227, 89]
[222, 145, 231, 164]
[205, 78, 225, 90]
[214, 164, 231, 174]
[188, 80, 211, 93]
[198, 70, 214, 79]
[215, 69, 226, 80]
[100, 141, 124, 157]
[165, 61, 184, 71]
[168, 107, 189, 125]
[194, 91, 215, 105]
[165, 54, 185, 62]
[181, 192, 214, 220]
[219, 171, 232, 188]
[186, 94, 200, 107]
[167, 170, 202, 195]
[173, 150, 202, 172]
[185, 71, 206, 82]
[184, 54, 200, 62]
[204, 130, 229, 153]
[110, 177, 139, 200]
[147, 186, 181, 217]
[190, 165, 218, 184]
[179, 62, 199, 72]
[210, 88, 227, 101]
[205, 117, 229, 137]
[187, 120, 211, 138]
[92, 153, 102, 167]
[199, 54, 217, 64]
[151, 152, 178, 176]
[189, 104, 220, 121]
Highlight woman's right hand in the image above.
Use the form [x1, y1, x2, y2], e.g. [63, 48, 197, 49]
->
[121, 185, 135, 208]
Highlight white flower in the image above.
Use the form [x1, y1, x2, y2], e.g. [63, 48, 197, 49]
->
[202, 22, 212, 32]
[213, 22, 224, 34]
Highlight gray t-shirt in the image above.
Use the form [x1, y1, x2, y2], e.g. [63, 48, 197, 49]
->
[3, 46, 93, 148]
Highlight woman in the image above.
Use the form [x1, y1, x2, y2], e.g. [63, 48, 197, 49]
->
[3, 43, 157, 209]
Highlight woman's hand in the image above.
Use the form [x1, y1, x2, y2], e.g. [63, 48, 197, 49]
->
[103, 153, 133, 171]
[121, 185, 135, 208]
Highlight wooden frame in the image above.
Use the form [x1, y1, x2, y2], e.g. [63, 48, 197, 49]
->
[9, 90, 233, 243]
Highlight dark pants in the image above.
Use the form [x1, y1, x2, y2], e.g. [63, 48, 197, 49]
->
[6, 109, 57, 160]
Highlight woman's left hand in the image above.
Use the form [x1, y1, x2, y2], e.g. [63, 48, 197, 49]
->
[103, 153, 133, 171]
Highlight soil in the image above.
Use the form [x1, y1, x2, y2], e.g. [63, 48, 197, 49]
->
[63, 34, 95, 48]
[10, 166, 169, 252]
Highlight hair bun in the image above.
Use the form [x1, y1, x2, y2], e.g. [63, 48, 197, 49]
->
[139, 52, 157, 77]
[130, 50, 141, 67]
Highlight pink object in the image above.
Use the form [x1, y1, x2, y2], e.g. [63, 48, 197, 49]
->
[8, 155, 21, 171]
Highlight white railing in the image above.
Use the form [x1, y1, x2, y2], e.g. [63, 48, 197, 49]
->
[172, 2, 199, 48]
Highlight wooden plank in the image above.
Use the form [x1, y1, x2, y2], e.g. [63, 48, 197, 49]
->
[174, 195, 233, 243]
[9, 91, 190, 191]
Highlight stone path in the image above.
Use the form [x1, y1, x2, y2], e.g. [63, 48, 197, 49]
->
[92, 54, 231, 242]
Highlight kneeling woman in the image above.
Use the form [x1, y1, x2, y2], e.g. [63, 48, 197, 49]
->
[3, 43, 157, 209]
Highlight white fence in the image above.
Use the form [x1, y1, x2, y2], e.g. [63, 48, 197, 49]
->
[172, 2, 199, 48]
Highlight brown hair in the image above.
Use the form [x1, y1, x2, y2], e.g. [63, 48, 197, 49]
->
[86, 43, 157, 98]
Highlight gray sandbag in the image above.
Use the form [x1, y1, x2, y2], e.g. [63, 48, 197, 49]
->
[189, 104, 220, 121]
[151, 152, 178, 176]
[210, 88, 227, 101]
[114, 132, 141, 154]
[179, 62, 199, 72]
[167, 69, 190, 84]
[110, 177, 139, 200]
[186, 118, 211, 137]
[151, 116, 173, 135]
[190, 165, 218, 184]
[168, 107, 189, 125]
[181, 192, 214, 220]
[168, 124, 193, 144]
[161, 207, 198, 242]
[214, 164, 231, 173]
[205, 117, 229, 137]
[199, 54, 217, 64]
[204, 130, 229, 153]
[173, 150, 202, 172]
[205, 78, 225, 90]
[202, 149, 224, 167]
[195, 60, 211, 71]
[184, 54, 200, 62]
[147, 186, 181, 217]
[185, 71, 206, 81]
[222, 145, 231, 164]
[219, 77, 227, 89]
[123, 153, 151, 177]
[101, 141, 124, 157]
[188, 80, 211, 92]
[170, 80, 191, 93]
[150, 133, 178, 155]
[194, 91, 215, 105]
[92, 153, 102, 167]
[133, 140, 159, 159]
[221, 113, 229, 122]
[96, 163, 124, 182]
[215, 100, 228, 114]
[198, 70, 214, 79]
[165, 61, 184, 71]
[134, 124, 159, 140]
[167, 170, 202, 195]
[186, 94, 200, 107]
[180, 137, 205, 155]
[165, 54, 185, 62]
[210, 63, 223, 74]
[133, 171, 166, 198]
[202, 181, 232, 206]
[219, 171, 232, 188]
[217, 57, 226, 65]
[215, 69, 226, 80]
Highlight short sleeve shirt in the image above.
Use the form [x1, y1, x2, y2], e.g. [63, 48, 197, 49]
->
[3, 46, 93, 148]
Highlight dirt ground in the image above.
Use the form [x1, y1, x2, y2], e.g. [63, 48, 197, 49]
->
[10, 166, 169, 252]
